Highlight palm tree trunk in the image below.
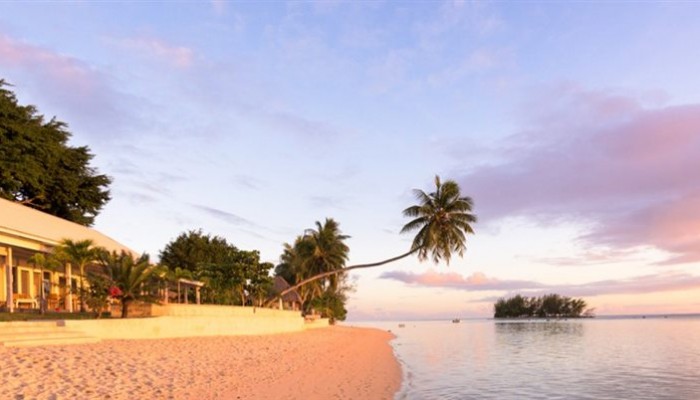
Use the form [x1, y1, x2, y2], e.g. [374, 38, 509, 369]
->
[121, 299, 130, 318]
[79, 266, 86, 313]
[39, 267, 46, 315]
[265, 248, 419, 308]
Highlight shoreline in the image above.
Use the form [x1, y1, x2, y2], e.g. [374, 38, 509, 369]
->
[1, 325, 401, 399]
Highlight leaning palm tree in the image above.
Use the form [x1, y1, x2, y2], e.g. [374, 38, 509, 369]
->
[55, 239, 97, 313]
[267, 175, 476, 307]
[98, 250, 155, 318]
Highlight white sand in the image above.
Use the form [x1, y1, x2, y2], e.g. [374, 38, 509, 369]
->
[0, 326, 401, 399]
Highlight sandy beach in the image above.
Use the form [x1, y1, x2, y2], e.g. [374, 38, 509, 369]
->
[0, 326, 401, 400]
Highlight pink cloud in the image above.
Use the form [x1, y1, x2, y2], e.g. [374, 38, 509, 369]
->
[0, 34, 104, 96]
[455, 86, 700, 265]
[0, 34, 132, 139]
[380, 270, 543, 291]
[117, 37, 194, 69]
[381, 270, 700, 298]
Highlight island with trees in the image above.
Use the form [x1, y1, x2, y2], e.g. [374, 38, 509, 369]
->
[494, 294, 594, 319]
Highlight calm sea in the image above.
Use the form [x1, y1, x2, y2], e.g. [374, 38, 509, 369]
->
[353, 316, 700, 400]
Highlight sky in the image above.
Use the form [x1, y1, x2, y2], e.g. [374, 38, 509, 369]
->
[1, 1, 699, 320]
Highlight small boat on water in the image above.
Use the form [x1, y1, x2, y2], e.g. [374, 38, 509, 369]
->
[452, 318, 460, 323]
[398, 323, 406, 328]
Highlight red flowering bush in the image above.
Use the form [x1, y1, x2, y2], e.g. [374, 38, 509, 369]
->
[109, 286, 123, 298]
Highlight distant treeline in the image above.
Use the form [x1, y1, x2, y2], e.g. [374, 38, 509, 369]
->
[494, 294, 592, 319]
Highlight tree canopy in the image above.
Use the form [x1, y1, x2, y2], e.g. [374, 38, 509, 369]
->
[274, 218, 352, 319]
[401, 175, 477, 264]
[0, 80, 111, 226]
[159, 230, 232, 273]
[159, 230, 273, 306]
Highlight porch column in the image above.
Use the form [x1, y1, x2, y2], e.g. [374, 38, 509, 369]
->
[195, 287, 200, 305]
[65, 262, 73, 312]
[5, 246, 13, 313]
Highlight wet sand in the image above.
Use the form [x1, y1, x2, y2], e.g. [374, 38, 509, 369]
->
[0, 325, 400, 400]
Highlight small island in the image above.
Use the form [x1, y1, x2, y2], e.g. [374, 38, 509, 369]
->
[494, 294, 594, 319]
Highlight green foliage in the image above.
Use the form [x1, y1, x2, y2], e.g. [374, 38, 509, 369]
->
[54, 239, 99, 313]
[401, 175, 477, 265]
[197, 249, 269, 305]
[494, 294, 590, 319]
[275, 219, 350, 314]
[0, 79, 111, 226]
[97, 251, 156, 318]
[311, 290, 348, 324]
[159, 230, 232, 273]
[160, 230, 273, 306]
[83, 270, 111, 318]
[27, 252, 61, 314]
[247, 261, 274, 306]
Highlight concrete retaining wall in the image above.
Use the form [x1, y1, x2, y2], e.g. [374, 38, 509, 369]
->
[304, 318, 331, 329]
[65, 304, 310, 340]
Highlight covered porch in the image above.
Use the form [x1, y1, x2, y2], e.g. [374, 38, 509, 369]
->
[1, 245, 84, 313]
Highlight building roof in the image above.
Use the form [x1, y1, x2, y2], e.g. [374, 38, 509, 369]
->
[0, 197, 134, 254]
[272, 276, 302, 303]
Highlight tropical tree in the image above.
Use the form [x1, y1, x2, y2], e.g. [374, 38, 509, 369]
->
[0, 79, 111, 226]
[246, 261, 274, 307]
[97, 250, 156, 318]
[55, 239, 98, 313]
[159, 230, 232, 273]
[401, 176, 476, 265]
[274, 219, 350, 313]
[267, 176, 476, 306]
[494, 294, 590, 318]
[27, 252, 60, 314]
[311, 289, 348, 324]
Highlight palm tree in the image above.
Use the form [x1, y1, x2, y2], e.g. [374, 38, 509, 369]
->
[27, 253, 60, 314]
[98, 250, 155, 318]
[55, 239, 97, 313]
[267, 176, 476, 307]
[401, 175, 476, 265]
[277, 219, 350, 313]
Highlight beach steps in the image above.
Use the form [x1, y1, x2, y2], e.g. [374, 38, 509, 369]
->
[0, 320, 100, 347]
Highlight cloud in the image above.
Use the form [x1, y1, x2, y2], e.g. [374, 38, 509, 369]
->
[380, 270, 544, 291]
[189, 203, 254, 227]
[0, 34, 124, 134]
[381, 269, 700, 298]
[232, 175, 262, 190]
[454, 85, 700, 264]
[116, 37, 194, 68]
[308, 195, 345, 210]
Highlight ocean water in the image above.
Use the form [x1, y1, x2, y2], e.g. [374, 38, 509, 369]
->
[355, 316, 700, 400]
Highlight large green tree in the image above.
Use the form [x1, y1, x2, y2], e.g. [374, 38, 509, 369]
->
[159, 230, 232, 273]
[0, 80, 111, 226]
[268, 176, 476, 306]
[160, 230, 272, 305]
